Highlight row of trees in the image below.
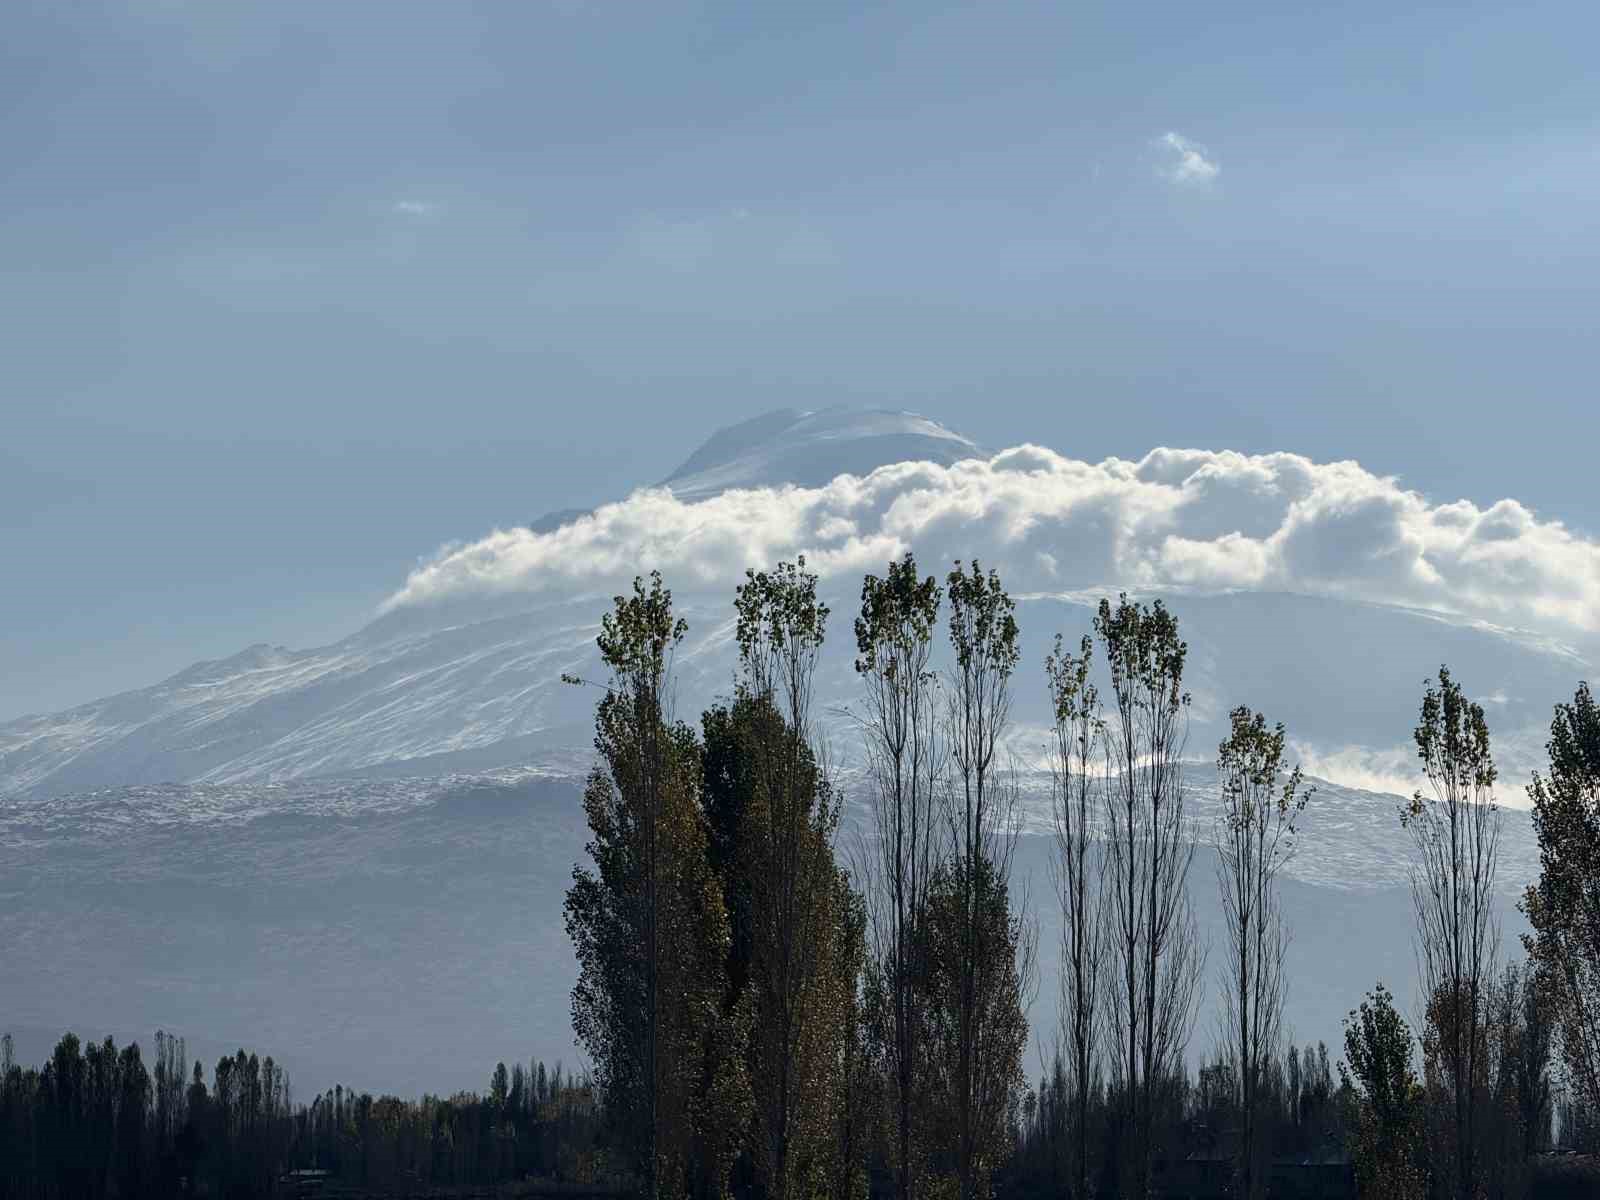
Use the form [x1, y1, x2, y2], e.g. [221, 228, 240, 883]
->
[0, 1032, 295, 1200]
[563, 559, 1037, 1200]
[291, 1058, 602, 1188]
[1012, 1034, 1344, 1196]
[0, 1034, 603, 1199]
[563, 555, 1600, 1200]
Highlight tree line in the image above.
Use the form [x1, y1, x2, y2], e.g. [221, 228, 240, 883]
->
[6, 552, 1600, 1198]
[0, 1031, 607, 1198]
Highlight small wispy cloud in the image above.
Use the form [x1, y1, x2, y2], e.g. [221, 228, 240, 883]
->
[392, 199, 439, 217]
[1157, 131, 1220, 187]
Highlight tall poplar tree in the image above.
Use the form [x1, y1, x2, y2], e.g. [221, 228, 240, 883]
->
[1096, 594, 1204, 1197]
[1214, 707, 1309, 1200]
[730, 558, 852, 1199]
[563, 573, 744, 1198]
[855, 553, 944, 1200]
[933, 560, 1031, 1200]
[1403, 666, 1500, 1200]
[1046, 632, 1105, 1200]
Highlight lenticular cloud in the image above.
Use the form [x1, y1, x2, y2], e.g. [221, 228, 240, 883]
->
[384, 445, 1600, 641]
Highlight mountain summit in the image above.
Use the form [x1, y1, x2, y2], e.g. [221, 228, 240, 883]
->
[526, 407, 978, 532]
[659, 407, 981, 500]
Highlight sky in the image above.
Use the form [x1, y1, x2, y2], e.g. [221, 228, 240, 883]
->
[4, 0, 1599, 722]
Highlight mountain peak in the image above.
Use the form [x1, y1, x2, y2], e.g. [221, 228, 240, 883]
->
[659, 406, 981, 500]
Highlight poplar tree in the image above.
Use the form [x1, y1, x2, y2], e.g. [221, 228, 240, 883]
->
[933, 560, 1031, 1200]
[564, 573, 744, 1198]
[1403, 666, 1500, 1200]
[1096, 594, 1204, 1197]
[730, 558, 852, 1199]
[854, 553, 944, 1200]
[1215, 707, 1309, 1200]
[1046, 632, 1105, 1200]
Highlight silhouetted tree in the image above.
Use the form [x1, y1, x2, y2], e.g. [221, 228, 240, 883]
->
[114, 1042, 150, 1200]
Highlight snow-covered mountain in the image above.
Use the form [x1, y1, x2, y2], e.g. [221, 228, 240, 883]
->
[3, 405, 1591, 1095]
[2, 406, 1588, 803]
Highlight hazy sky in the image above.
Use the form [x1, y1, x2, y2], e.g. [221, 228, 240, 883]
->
[5, 0, 1598, 721]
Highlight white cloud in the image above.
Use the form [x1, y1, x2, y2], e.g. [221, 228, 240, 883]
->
[393, 199, 439, 217]
[382, 444, 1600, 646]
[1158, 131, 1220, 186]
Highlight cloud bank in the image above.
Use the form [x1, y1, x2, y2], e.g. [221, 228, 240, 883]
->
[384, 445, 1600, 643]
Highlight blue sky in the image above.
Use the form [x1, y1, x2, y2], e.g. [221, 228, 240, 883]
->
[4, 0, 1599, 721]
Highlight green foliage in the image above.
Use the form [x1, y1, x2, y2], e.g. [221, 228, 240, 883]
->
[735, 556, 830, 694]
[945, 559, 1019, 682]
[853, 553, 942, 681]
[597, 571, 688, 698]
[1217, 706, 1309, 835]
[1093, 592, 1189, 718]
[1405, 664, 1497, 825]
[1044, 633, 1096, 734]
